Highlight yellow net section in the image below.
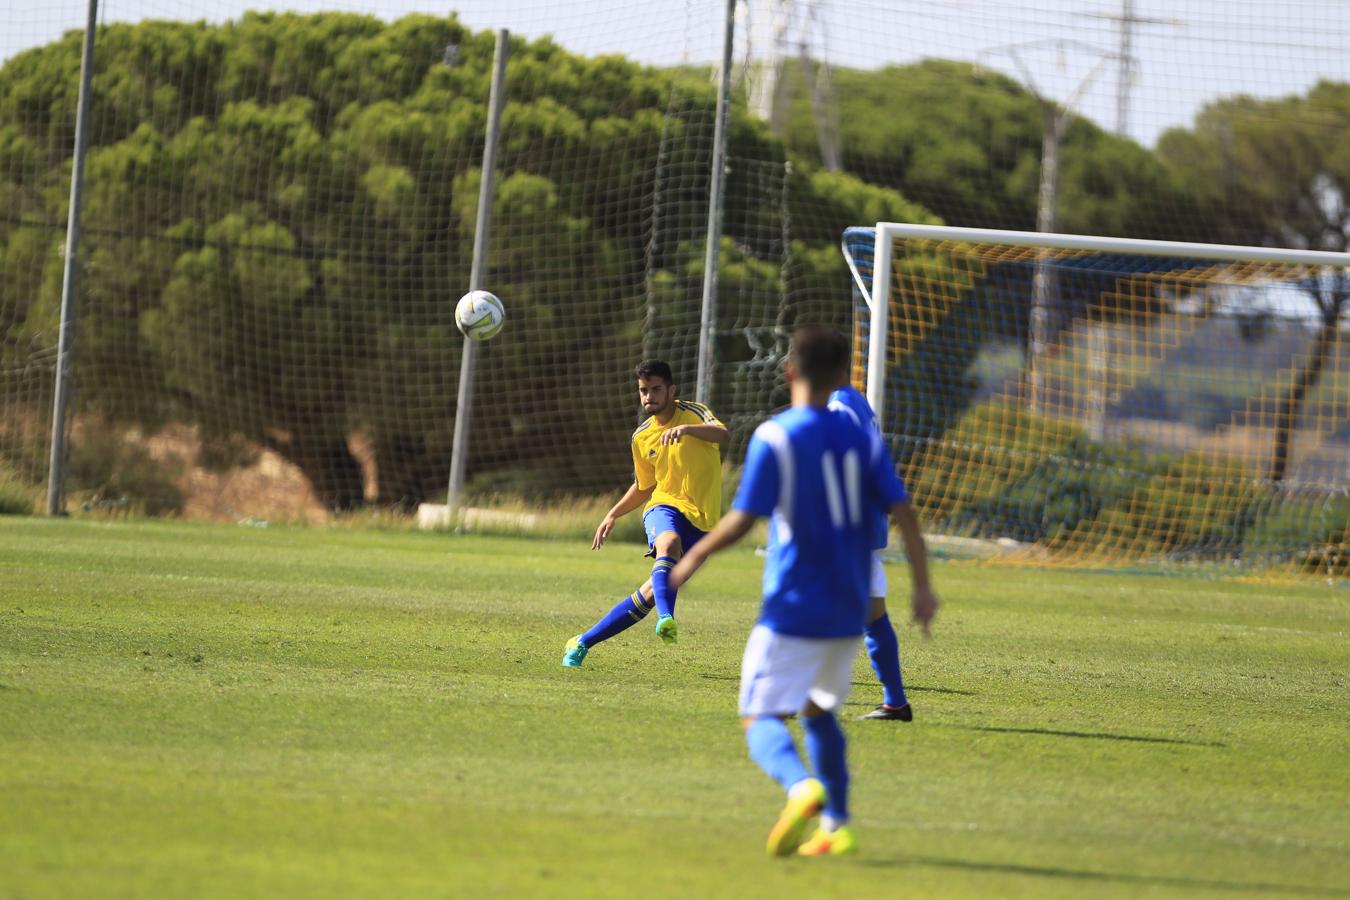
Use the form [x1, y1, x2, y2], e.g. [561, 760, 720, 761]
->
[849, 232, 1350, 578]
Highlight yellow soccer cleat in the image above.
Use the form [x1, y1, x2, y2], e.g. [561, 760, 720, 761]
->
[765, 778, 826, 857]
[797, 824, 858, 857]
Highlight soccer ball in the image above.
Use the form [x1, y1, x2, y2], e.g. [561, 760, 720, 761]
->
[455, 290, 505, 341]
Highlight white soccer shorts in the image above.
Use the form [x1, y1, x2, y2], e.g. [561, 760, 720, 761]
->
[738, 624, 861, 718]
[869, 551, 887, 599]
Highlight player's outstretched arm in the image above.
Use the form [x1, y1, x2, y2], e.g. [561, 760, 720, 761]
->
[668, 509, 757, 590]
[592, 482, 654, 550]
[892, 500, 939, 636]
[659, 423, 730, 446]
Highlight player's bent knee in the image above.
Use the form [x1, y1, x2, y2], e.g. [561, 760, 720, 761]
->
[868, 596, 888, 622]
[654, 532, 684, 558]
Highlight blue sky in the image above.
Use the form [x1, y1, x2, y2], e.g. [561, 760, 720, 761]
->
[4, 0, 1348, 147]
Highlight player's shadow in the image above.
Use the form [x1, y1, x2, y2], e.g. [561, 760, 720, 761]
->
[855, 855, 1347, 896]
[849, 681, 976, 695]
[950, 723, 1224, 748]
[699, 673, 977, 698]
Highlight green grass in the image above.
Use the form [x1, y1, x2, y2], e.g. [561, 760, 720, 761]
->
[1, 518, 1347, 899]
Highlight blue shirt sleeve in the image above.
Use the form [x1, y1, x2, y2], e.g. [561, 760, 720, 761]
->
[733, 433, 779, 519]
[827, 393, 862, 429]
[867, 433, 908, 508]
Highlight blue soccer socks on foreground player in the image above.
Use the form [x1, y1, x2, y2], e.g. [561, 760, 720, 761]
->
[864, 612, 908, 709]
[746, 717, 810, 790]
[801, 712, 850, 827]
[746, 715, 854, 857]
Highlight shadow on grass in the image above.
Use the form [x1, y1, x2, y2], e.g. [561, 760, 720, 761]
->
[850, 682, 977, 696]
[857, 854, 1347, 896]
[952, 723, 1225, 748]
[699, 672, 976, 697]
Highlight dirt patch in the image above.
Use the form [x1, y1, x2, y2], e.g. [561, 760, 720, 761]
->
[140, 425, 377, 523]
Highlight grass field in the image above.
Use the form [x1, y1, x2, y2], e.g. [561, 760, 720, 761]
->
[1, 517, 1348, 899]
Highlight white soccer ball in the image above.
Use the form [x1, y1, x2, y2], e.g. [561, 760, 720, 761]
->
[455, 290, 505, 341]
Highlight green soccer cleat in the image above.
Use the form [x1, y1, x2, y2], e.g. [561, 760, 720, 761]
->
[655, 614, 678, 644]
[765, 778, 826, 857]
[561, 635, 588, 668]
[797, 824, 858, 857]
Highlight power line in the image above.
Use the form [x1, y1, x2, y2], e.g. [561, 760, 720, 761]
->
[1080, 1, 1183, 138]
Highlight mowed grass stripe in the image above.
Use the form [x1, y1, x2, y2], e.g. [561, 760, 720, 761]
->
[0, 517, 1347, 899]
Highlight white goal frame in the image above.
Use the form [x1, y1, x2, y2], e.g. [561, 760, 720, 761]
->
[851, 223, 1350, 434]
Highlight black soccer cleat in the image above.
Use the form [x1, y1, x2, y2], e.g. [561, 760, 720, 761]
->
[860, 703, 913, 722]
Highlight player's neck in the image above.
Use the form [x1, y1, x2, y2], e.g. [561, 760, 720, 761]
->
[654, 404, 677, 424]
[790, 382, 831, 408]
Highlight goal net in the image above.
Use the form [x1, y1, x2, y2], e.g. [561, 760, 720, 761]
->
[0, 0, 874, 519]
[845, 223, 1350, 574]
[2, 0, 1348, 523]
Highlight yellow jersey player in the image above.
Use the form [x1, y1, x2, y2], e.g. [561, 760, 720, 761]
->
[562, 360, 728, 667]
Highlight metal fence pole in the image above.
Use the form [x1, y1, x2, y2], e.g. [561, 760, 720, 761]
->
[695, 0, 736, 405]
[446, 28, 509, 516]
[46, 0, 99, 516]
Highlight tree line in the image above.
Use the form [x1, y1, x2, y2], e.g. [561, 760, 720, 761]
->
[0, 13, 1345, 510]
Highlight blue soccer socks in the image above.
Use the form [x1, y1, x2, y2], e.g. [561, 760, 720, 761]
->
[802, 712, 850, 825]
[579, 589, 653, 648]
[746, 713, 848, 823]
[865, 612, 908, 709]
[572, 551, 681, 658]
[650, 555, 678, 618]
[653, 551, 679, 641]
[745, 716, 810, 791]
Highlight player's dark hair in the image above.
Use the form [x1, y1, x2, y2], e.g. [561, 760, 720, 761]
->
[789, 325, 850, 387]
[634, 360, 675, 384]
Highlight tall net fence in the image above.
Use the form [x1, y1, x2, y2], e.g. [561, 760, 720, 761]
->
[2, 1, 1348, 527]
[847, 226, 1350, 574]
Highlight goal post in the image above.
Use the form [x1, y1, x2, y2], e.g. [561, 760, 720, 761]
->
[843, 222, 1350, 571]
[853, 223, 1350, 432]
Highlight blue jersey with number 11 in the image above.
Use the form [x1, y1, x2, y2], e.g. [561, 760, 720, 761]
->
[734, 405, 908, 639]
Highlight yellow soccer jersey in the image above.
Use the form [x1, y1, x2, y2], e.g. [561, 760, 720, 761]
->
[630, 400, 724, 533]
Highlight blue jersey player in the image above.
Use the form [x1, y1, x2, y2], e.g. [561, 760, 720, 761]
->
[829, 380, 932, 721]
[669, 326, 939, 858]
